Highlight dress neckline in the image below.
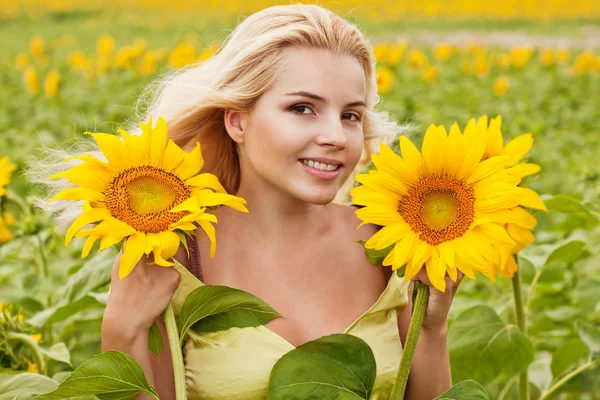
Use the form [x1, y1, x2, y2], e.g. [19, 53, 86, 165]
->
[173, 257, 406, 350]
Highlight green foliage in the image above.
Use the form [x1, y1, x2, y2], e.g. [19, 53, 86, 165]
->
[449, 305, 534, 385]
[36, 351, 159, 400]
[434, 380, 490, 400]
[178, 285, 282, 338]
[268, 334, 376, 399]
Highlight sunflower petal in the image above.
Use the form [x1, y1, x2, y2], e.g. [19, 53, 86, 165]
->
[161, 140, 187, 173]
[426, 248, 446, 292]
[174, 142, 205, 180]
[399, 136, 423, 179]
[48, 188, 105, 203]
[49, 162, 113, 192]
[466, 155, 512, 185]
[119, 233, 146, 279]
[445, 124, 467, 177]
[485, 116, 504, 158]
[421, 124, 447, 176]
[519, 187, 547, 210]
[81, 235, 100, 258]
[65, 208, 108, 246]
[504, 133, 533, 164]
[186, 173, 227, 193]
[508, 163, 541, 179]
[197, 220, 217, 257]
[118, 128, 149, 166]
[194, 190, 249, 213]
[84, 132, 131, 172]
[148, 117, 168, 166]
[365, 223, 411, 250]
[355, 206, 404, 226]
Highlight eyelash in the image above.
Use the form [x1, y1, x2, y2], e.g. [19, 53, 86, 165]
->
[291, 105, 362, 122]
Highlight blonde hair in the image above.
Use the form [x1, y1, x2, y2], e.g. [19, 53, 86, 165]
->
[28, 3, 406, 233]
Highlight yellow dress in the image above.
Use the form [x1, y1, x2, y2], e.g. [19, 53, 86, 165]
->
[169, 259, 409, 399]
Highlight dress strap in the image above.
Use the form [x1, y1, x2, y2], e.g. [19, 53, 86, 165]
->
[184, 233, 204, 282]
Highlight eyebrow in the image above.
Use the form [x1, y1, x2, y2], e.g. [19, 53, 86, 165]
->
[285, 91, 366, 108]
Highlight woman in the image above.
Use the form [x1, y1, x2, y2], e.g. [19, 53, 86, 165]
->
[101, 4, 463, 399]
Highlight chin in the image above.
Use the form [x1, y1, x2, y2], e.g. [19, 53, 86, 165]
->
[298, 188, 339, 205]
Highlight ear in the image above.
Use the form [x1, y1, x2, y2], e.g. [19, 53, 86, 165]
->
[223, 110, 247, 144]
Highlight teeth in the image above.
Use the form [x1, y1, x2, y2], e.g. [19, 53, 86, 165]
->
[301, 159, 339, 171]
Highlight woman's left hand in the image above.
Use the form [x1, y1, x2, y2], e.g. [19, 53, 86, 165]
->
[410, 270, 464, 332]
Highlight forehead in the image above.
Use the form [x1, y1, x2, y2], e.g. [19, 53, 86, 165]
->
[269, 47, 366, 101]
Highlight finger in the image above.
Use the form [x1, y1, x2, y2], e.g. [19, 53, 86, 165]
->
[410, 267, 432, 287]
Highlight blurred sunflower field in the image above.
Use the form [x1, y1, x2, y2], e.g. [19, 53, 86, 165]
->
[1, 1, 599, 399]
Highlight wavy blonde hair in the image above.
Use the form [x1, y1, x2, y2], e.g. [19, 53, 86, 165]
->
[28, 3, 406, 233]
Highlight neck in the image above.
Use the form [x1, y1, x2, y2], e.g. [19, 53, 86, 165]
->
[225, 180, 333, 244]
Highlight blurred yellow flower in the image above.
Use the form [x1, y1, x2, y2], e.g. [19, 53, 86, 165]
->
[495, 53, 511, 70]
[28, 362, 38, 374]
[423, 65, 439, 82]
[511, 46, 534, 67]
[29, 35, 45, 58]
[1, 156, 17, 197]
[23, 66, 39, 94]
[376, 66, 395, 93]
[387, 41, 407, 66]
[31, 333, 42, 342]
[169, 42, 197, 68]
[571, 51, 598, 76]
[97, 34, 116, 56]
[493, 76, 510, 97]
[407, 49, 428, 69]
[373, 43, 391, 64]
[138, 52, 157, 75]
[555, 49, 570, 64]
[434, 43, 453, 61]
[68, 50, 88, 71]
[0, 215, 14, 243]
[15, 52, 30, 71]
[44, 70, 60, 98]
[540, 49, 555, 66]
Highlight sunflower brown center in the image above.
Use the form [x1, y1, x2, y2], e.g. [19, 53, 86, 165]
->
[105, 166, 191, 233]
[399, 175, 474, 245]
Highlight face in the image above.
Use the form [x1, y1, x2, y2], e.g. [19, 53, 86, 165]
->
[231, 48, 367, 205]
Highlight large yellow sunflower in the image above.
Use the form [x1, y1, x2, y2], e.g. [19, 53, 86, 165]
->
[351, 118, 545, 292]
[477, 115, 546, 277]
[48, 117, 248, 279]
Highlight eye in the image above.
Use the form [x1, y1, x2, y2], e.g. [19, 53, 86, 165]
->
[343, 112, 362, 122]
[291, 105, 313, 115]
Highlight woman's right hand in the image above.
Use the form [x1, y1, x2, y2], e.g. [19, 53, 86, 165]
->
[103, 247, 182, 340]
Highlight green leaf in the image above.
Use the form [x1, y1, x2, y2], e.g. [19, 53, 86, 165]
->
[551, 338, 590, 379]
[268, 333, 376, 399]
[29, 251, 114, 327]
[35, 350, 158, 400]
[148, 321, 163, 356]
[356, 240, 394, 266]
[519, 239, 586, 270]
[40, 342, 72, 366]
[449, 305, 533, 385]
[433, 380, 490, 399]
[575, 320, 600, 353]
[0, 373, 58, 400]
[545, 240, 586, 266]
[178, 285, 282, 338]
[544, 195, 591, 214]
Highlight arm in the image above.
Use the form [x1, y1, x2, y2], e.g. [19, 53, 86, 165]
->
[397, 283, 452, 399]
[102, 314, 175, 400]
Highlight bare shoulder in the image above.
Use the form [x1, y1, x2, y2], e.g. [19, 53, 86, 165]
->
[331, 203, 380, 242]
[329, 204, 386, 287]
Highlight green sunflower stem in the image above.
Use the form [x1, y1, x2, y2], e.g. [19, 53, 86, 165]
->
[512, 264, 530, 400]
[164, 303, 186, 400]
[7, 331, 45, 375]
[390, 281, 429, 400]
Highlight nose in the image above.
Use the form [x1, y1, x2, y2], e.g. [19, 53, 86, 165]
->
[315, 114, 347, 149]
